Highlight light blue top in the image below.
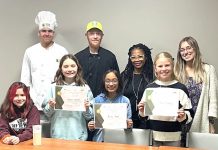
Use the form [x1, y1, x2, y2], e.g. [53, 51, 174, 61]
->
[92, 93, 132, 142]
[42, 82, 93, 140]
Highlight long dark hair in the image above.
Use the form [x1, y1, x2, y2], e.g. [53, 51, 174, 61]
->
[54, 54, 86, 86]
[0, 82, 33, 119]
[101, 70, 123, 97]
[122, 43, 154, 82]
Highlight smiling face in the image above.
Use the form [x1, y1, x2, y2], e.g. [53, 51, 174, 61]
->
[154, 57, 174, 82]
[104, 72, 119, 95]
[179, 41, 196, 63]
[13, 88, 26, 108]
[86, 28, 103, 50]
[130, 48, 146, 71]
[61, 58, 78, 82]
[38, 27, 55, 46]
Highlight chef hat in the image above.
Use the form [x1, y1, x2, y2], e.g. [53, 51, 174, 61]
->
[35, 11, 58, 31]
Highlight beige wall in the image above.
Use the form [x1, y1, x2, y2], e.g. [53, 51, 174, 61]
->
[1, 0, 218, 129]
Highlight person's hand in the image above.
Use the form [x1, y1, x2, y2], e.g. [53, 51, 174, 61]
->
[209, 123, 215, 134]
[48, 99, 56, 108]
[84, 100, 90, 111]
[10, 136, 20, 145]
[177, 108, 186, 122]
[137, 101, 145, 113]
[2, 136, 12, 145]
[127, 119, 133, 128]
[88, 120, 95, 130]
[2, 136, 19, 145]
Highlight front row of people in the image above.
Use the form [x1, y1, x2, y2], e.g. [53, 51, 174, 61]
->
[0, 52, 191, 146]
[0, 37, 217, 147]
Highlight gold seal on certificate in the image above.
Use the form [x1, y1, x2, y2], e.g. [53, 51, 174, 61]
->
[55, 85, 87, 111]
[94, 103, 127, 129]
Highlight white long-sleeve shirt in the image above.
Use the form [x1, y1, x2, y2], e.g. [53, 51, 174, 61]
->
[21, 42, 68, 110]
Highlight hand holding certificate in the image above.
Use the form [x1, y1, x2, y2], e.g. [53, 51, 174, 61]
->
[94, 103, 127, 129]
[55, 85, 87, 111]
[144, 88, 179, 117]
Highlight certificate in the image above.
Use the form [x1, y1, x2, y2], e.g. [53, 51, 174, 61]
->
[144, 88, 179, 117]
[94, 103, 127, 129]
[55, 85, 87, 111]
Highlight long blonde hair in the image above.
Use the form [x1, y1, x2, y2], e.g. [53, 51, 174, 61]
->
[175, 36, 205, 84]
[154, 52, 176, 81]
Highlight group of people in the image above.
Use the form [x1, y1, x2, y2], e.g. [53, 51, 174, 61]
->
[0, 10, 217, 148]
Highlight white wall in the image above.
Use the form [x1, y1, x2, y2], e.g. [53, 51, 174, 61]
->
[1, 0, 218, 128]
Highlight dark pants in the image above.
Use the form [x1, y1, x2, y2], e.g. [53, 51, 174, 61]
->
[39, 111, 51, 138]
[87, 129, 95, 141]
[181, 123, 191, 147]
[133, 119, 147, 129]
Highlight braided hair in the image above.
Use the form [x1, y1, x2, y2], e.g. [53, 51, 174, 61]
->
[123, 43, 154, 82]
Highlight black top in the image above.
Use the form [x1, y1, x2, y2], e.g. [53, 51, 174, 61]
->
[75, 47, 119, 97]
[121, 73, 148, 121]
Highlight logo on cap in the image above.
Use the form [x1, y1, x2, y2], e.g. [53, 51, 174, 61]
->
[42, 23, 51, 28]
[86, 21, 103, 32]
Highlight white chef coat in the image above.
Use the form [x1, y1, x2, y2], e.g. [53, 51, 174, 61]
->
[21, 42, 68, 110]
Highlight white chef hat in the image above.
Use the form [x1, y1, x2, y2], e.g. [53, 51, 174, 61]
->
[35, 11, 58, 31]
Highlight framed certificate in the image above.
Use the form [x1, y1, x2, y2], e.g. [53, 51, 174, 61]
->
[94, 103, 127, 129]
[144, 88, 179, 117]
[55, 85, 87, 111]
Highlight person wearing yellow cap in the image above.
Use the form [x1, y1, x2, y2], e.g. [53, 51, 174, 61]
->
[20, 11, 68, 113]
[75, 21, 119, 141]
[75, 21, 119, 98]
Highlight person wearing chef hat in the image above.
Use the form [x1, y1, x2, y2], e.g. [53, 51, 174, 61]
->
[20, 11, 68, 116]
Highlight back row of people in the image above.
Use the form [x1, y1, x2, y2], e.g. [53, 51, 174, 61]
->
[0, 11, 217, 147]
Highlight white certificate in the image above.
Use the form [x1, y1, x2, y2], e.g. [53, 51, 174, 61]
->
[94, 103, 127, 129]
[55, 85, 86, 111]
[144, 88, 179, 117]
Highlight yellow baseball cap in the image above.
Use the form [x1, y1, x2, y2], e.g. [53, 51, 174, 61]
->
[86, 21, 103, 32]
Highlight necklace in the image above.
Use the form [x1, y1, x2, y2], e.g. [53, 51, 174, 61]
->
[132, 73, 143, 111]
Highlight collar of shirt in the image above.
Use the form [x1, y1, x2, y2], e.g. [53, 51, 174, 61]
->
[63, 81, 76, 86]
[88, 47, 102, 56]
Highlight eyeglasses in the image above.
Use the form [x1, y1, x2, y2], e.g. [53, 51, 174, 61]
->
[105, 80, 118, 85]
[129, 55, 145, 61]
[179, 46, 193, 53]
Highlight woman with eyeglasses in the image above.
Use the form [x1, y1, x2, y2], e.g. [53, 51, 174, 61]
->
[88, 70, 132, 142]
[175, 36, 218, 146]
[121, 43, 154, 128]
